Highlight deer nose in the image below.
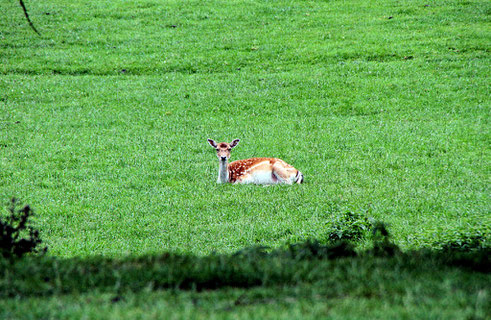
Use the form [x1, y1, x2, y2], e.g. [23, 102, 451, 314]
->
[220, 156, 227, 161]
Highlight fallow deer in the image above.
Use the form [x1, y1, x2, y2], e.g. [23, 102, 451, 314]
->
[207, 139, 304, 185]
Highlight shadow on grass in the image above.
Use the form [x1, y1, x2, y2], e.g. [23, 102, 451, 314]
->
[1, 238, 489, 298]
[1, 200, 489, 300]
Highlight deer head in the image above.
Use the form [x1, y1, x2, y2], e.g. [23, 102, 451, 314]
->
[207, 139, 240, 162]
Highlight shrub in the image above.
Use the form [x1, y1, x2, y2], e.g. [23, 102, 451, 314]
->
[0, 198, 47, 259]
[433, 229, 489, 252]
[325, 211, 372, 242]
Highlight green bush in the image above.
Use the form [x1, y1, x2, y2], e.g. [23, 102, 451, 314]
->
[433, 229, 489, 252]
[324, 211, 372, 242]
[0, 198, 47, 259]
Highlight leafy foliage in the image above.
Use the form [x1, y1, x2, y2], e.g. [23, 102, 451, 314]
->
[324, 211, 372, 242]
[324, 214, 400, 256]
[0, 198, 46, 259]
[434, 230, 489, 252]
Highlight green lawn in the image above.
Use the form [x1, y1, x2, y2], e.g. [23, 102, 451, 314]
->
[0, 0, 489, 317]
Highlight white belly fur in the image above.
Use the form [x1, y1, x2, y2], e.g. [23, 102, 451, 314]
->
[239, 170, 278, 185]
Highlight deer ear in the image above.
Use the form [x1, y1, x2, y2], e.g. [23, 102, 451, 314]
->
[230, 139, 240, 148]
[207, 139, 218, 148]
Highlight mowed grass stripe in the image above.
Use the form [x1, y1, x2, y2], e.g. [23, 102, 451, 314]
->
[1, 0, 489, 75]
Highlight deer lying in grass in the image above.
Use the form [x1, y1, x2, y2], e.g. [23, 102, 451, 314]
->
[207, 139, 304, 185]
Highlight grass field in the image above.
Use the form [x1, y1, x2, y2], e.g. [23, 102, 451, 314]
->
[0, 0, 490, 318]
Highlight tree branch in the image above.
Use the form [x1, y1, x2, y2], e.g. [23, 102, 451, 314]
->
[19, 0, 41, 35]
